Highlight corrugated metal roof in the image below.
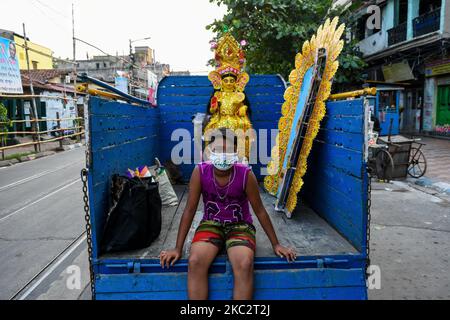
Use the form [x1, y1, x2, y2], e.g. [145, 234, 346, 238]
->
[20, 69, 72, 83]
[20, 69, 78, 94]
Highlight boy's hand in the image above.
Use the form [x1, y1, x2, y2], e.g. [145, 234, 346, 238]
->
[159, 249, 181, 269]
[273, 244, 296, 262]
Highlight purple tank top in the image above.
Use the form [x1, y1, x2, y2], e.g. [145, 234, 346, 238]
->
[198, 162, 253, 224]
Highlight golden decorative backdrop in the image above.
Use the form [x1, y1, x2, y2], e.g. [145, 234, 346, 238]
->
[264, 17, 345, 213]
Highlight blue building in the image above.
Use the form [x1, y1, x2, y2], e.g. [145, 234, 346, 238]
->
[338, 0, 450, 137]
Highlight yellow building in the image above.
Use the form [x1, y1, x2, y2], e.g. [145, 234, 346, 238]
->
[13, 34, 53, 70]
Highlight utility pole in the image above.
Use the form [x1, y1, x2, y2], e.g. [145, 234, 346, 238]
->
[72, 3, 77, 101]
[72, 3, 80, 142]
[129, 39, 134, 96]
[22, 23, 41, 152]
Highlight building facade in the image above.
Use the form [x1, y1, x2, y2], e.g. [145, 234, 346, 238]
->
[135, 46, 155, 67]
[57, 46, 170, 84]
[344, 0, 450, 137]
[57, 55, 129, 83]
[0, 69, 81, 141]
[0, 29, 53, 70]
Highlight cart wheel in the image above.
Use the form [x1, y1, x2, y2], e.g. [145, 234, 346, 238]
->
[375, 149, 394, 181]
[408, 147, 427, 178]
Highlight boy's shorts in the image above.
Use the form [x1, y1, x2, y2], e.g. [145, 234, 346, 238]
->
[192, 220, 256, 252]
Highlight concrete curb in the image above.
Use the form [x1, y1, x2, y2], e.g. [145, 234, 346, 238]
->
[35, 151, 57, 159]
[1, 143, 84, 167]
[56, 143, 84, 152]
[64, 143, 83, 151]
[0, 160, 12, 168]
[20, 154, 37, 162]
[414, 177, 450, 195]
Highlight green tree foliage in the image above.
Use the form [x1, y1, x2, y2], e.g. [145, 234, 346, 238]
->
[0, 102, 11, 149]
[207, 0, 367, 88]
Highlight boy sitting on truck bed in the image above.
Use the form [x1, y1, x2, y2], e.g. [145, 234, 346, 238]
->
[159, 128, 296, 300]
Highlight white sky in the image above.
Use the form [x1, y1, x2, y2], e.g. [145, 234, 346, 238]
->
[3, 0, 227, 73]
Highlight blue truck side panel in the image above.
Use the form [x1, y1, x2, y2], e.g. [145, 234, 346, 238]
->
[303, 98, 368, 252]
[86, 76, 369, 300]
[87, 97, 160, 258]
[95, 267, 366, 300]
[94, 255, 367, 300]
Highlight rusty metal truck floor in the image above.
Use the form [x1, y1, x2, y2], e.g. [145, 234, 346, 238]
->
[101, 185, 358, 260]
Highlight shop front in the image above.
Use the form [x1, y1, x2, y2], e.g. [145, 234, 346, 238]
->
[423, 58, 450, 137]
[367, 86, 403, 136]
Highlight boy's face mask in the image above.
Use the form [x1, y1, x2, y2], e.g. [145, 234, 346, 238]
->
[209, 150, 239, 171]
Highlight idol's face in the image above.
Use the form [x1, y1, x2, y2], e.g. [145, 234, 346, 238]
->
[222, 76, 236, 92]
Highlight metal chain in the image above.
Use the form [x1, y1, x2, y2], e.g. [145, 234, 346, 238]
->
[365, 167, 372, 279]
[81, 168, 96, 300]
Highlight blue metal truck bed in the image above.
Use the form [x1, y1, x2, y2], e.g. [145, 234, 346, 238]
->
[85, 75, 370, 300]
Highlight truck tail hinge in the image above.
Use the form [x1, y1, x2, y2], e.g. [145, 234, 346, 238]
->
[317, 258, 336, 268]
[317, 259, 325, 268]
[133, 262, 141, 273]
[126, 262, 141, 273]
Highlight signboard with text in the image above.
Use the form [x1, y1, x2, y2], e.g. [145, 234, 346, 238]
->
[425, 59, 450, 77]
[0, 36, 23, 94]
[147, 70, 157, 105]
[115, 77, 129, 94]
[382, 60, 415, 83]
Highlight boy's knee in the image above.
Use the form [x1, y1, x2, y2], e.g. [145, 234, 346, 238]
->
[233, 256, 253, 273]
[188, 254, 207, 270]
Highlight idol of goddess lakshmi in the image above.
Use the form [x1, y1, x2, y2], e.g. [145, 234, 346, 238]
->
[203, 33, 253, 160]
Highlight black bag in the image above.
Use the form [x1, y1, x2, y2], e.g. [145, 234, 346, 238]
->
[100, 174, 162, 254]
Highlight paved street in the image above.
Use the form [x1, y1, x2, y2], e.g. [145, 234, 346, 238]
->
[369, 180, 450, 299]
[367, 136, 450, 299]
[418, 137, 450, 183]
[0, 147, 87, 300]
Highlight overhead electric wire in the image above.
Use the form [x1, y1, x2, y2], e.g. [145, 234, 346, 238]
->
[34, 0, 69, 18]
[20, 2, 158, 88]
[30, 0, 71, 33]
[73, 37, 156, 89]
[74, 37, 153, 72]
[13, 1, 76, 69]
[74, 37, 129, 65]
